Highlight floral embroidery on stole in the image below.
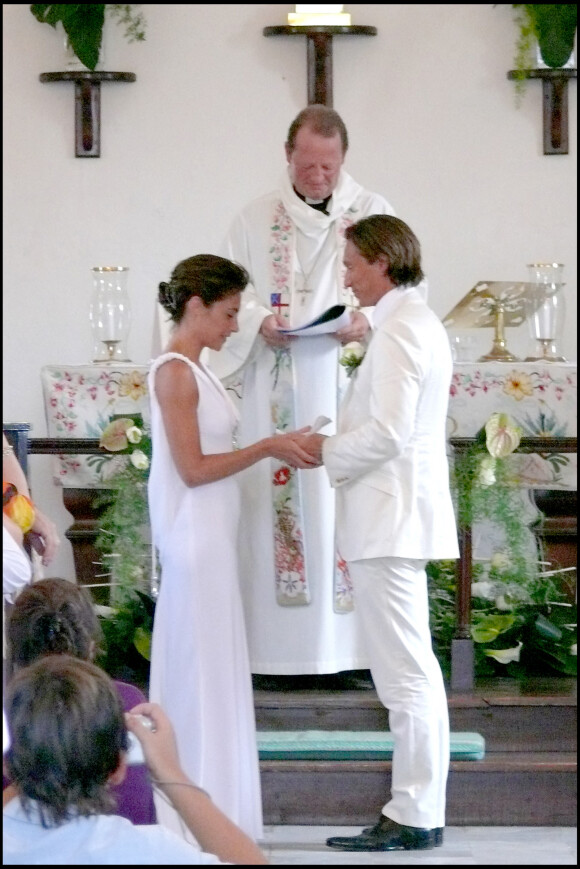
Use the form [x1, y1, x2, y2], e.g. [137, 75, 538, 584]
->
[268, 199, 357, 611]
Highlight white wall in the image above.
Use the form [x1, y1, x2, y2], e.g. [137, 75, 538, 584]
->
[3, 4, 577, 581]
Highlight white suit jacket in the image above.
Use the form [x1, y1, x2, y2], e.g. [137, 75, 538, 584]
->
[323, 287, 460, 562]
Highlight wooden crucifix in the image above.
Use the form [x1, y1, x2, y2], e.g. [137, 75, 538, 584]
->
[263, 25, 377, 107]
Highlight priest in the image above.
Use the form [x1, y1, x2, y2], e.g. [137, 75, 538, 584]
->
[207, 105, 409, 676]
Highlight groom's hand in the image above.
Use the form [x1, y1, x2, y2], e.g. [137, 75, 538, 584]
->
[300, 432, 326, 464]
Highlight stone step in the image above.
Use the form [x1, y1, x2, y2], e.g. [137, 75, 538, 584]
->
[260, 752, 577, 826]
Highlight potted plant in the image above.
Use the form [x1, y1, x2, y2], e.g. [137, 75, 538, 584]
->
[30, 4, 146, 71]
[509, 4, 577, 100]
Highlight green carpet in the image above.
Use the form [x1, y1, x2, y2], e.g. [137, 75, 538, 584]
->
[257, 731, 485, 761]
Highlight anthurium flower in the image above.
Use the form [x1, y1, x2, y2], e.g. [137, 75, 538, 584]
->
[485, 412, 522, 458]
[130, 449, 149, 470]
[99, 418, 134, 451]
[485, 641, 523, 664]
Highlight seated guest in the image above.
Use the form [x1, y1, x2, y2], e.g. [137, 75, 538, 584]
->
[5, 577, 156, 825]
[3, 655, 268, 864]
[3, 430, 60, 689]
[3, 432, 60, 569]
[3, 519, 31, 690]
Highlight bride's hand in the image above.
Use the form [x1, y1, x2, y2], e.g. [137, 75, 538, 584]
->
[267, 432, 322, 468]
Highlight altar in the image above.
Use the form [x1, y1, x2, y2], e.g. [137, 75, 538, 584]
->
[40, 363, 150, 487]
[447, 361, 576, 486]
[37, 359, 577, 658]
[40, 362, 150, 600]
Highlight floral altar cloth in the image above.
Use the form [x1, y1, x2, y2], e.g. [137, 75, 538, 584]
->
[40, 361, 576, 490]
[447, 362, 577, 490]
[41, 364, 150, 487]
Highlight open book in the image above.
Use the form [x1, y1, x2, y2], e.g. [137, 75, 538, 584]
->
[278, 304, 351, 336]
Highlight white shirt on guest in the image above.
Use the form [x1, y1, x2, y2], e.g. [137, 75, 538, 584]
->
[3, 797, 229, 865]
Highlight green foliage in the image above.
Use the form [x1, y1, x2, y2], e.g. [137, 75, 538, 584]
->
[108, 4, 146, 43]
[91, 414, 154, 684]
[94, 463, 150, 606]
[30, 4, 146, 70]
[95, 589, 154, 689]
[451, 439, 530, 574]
[527, 4, 577, 67]
[509, 5, 577, 103]
[432, 418, 577, 679]
[427, 558, 577, 679]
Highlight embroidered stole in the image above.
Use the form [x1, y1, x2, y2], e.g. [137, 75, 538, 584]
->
[268, 199, 356, 611]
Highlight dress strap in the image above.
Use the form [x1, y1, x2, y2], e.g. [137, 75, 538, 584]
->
[149, 352, 196, 376]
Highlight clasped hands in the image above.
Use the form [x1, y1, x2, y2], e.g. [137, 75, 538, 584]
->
[271, 428, 326, 469]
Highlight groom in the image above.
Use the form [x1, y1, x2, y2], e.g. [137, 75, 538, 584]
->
[301, 214, 459, 851]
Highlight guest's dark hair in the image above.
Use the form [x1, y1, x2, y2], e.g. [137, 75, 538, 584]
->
[286, 104, 349, 154]
[158, 254, 249, 324]
[345, 215, 425, 288]
[7, 577, 102, 669]
[4, 655, 129, 827]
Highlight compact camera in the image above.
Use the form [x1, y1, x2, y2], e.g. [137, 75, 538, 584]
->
[126, 714, 155, 766]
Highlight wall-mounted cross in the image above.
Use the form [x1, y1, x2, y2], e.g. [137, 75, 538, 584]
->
[507, 67, 577, 155]
[263, 25, 377, 107]
[39, 71, 136, 157]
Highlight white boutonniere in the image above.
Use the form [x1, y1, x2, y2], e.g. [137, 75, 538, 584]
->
[339, 341, 366, 377]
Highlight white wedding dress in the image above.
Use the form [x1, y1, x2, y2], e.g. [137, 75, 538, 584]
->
[147, 352, 263, 843]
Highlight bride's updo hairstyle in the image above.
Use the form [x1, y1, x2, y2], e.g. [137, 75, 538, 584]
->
[158, 254, 250, 324]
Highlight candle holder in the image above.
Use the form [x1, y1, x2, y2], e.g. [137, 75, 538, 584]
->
[524, 263, 567, 362]
[89, 266, 131, 362]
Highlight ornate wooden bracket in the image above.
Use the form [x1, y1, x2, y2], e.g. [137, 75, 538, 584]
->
[39, 71, 136, 158]
[507, 68, 577, 155]
[263, 25, 377, 107]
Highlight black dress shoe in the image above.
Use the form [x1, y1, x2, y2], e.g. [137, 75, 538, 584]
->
[360, 819, 444, 846]
[326, 815, 438, 851]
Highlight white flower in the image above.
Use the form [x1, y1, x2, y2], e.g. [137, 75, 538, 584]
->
[485, 641, 523, 664]
[130, 449, 149, 470]
[570, 644, 577, 657]
[340, 341, 365, 363]
[479, 455, 496, 486]
[339, 342, 366, 376]
[471, 581, 496, 600]
[94, 604, 116, 618]
[491, 552, 511, 571]
[126, 425, 143, 444]
[495, 594, 514, 611]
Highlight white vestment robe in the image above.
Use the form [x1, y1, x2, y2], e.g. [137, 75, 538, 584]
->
[207, 169, 396, 674]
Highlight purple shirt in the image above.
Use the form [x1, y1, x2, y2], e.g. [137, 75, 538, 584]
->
[111, 680, 157, 825]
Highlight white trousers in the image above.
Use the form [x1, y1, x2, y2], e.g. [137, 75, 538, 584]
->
[348, 557, 449, 829]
